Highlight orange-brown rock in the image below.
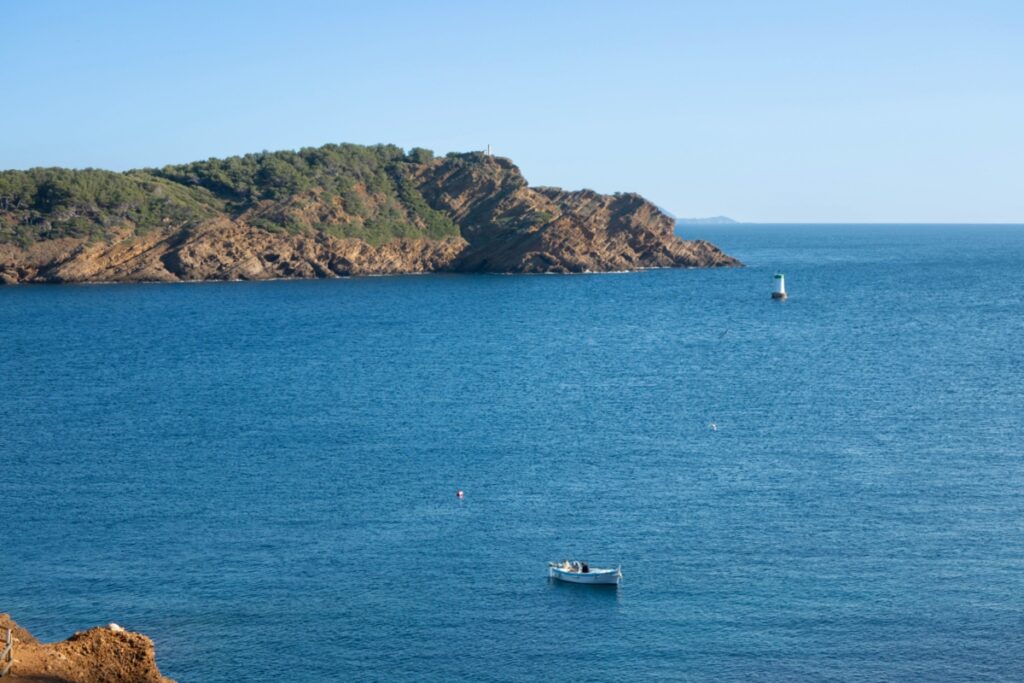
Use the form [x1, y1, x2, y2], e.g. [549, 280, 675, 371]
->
[0, 152, 740, 284]
[0, 221, 467, 284]
[0, 614, 174, 683]
[415, 155, 738, 272]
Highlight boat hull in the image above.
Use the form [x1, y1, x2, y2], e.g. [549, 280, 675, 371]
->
[548, 566, 621, 585]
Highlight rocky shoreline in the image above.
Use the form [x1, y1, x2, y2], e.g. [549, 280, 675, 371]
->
[0, 149, 741, 285]
[0, 614, 173, 683]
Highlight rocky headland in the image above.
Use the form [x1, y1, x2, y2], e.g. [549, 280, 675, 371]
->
[0, 614, 173, 683]
[0, 144, 740, 284]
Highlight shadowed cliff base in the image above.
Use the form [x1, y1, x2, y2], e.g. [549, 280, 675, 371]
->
[0, 614, 174, 683]
[0, 145, 740, 284]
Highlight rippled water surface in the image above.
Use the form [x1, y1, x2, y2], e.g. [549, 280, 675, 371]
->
[3, 225, 1023, 681]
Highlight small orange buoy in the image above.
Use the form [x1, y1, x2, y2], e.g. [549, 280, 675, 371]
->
[456, 490, 465, 499]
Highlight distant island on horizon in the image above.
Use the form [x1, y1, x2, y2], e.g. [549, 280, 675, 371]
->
[675, 216, 739, 225]
[0, 143, 740, 284]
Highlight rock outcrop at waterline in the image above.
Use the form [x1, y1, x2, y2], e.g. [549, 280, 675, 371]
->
[0, 222, 467, 284]
[0, 145, 740, 284]
[415, 155, 738, 273]
[0, 613, 174, 683]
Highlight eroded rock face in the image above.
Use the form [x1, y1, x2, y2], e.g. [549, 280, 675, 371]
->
[414, 154, 739, 272]
[0, 613, 174, 683]
[0, 222, 467, 284]
[0, 154, 740, 284]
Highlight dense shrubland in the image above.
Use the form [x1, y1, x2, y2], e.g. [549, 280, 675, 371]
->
[0, 144, 460, 246]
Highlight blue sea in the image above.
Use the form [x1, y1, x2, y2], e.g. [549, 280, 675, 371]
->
[3, 224, 1023, 682]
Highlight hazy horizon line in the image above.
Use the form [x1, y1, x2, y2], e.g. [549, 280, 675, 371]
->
[679, 221, 1024, 226]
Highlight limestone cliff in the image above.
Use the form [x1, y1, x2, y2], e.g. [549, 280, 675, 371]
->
[0, 146, 740, 284]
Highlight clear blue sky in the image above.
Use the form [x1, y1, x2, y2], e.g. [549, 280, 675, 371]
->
[3, 0, 1022, 222]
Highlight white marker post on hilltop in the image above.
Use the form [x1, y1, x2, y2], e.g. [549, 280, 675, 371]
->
[772, 273, 787, 300]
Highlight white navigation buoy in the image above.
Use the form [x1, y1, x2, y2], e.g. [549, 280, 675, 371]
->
[708, 422, 718, 431]
[772, 273, 787, 300]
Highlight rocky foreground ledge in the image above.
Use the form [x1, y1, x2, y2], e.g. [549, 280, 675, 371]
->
[0, 145, 740, 284]
[0, 614, 173, 683]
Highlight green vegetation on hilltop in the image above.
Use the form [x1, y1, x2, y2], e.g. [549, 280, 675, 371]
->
[0, 144, 460, 247]
[0, 168, 219, 246]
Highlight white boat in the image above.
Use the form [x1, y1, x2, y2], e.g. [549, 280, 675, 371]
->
[548, 561, 622, 585]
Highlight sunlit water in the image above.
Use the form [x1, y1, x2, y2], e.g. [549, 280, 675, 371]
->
[3, 225, 1023, 681]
